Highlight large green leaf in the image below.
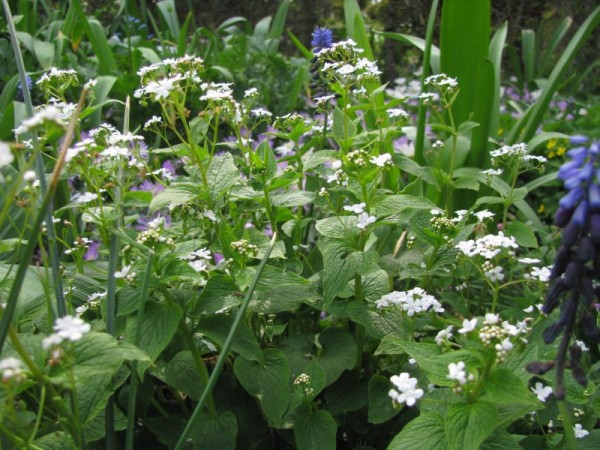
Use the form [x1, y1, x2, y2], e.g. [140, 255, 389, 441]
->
[160, 351, 205, 400]
[125, 302, 183, 361]
[368, 375, 401, 424]
[319, 238, 367, 304]
[387, 412, 447, 450]
[372, 194, 436, 217]
[207, 153, 240, 201]
[440, 0, 490, 125]
[149, 183, 201, 212]
[198, 315, 262, 362]
[294, 409, 337, 450]
[445, 400, 497, 450]
[347, 301, 412, 340]
[481, 368, 541, 410]
[233, 348, 290, 426]
[190, 411, 237, 450]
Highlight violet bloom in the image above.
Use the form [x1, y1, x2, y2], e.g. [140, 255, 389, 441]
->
[84, 241, 100, 260]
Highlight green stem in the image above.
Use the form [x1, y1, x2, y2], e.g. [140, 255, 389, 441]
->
[174, 234, 278, 450]
[557, 400, 578, 450]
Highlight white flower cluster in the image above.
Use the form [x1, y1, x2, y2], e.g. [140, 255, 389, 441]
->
[490, 143, 546, 166]
[386, 77, 421, 100]
[531, 382, 552, 402]
[424, 73, 458, 94]
[316, 39, 381, 86]
[376, 287, 444, 316]
[524, 266, 551, 282]
[389, 373, 424, 407]
[455, 232, 518, 259]
[42, 315, 91, 349]
[36, 67, 77, 86]
[0, 357, 25, 382]
[135, 55, 204, 103]
[179, 247, 212, 272]
[76, 291, 106, 316]
[14, 105, 68, 136]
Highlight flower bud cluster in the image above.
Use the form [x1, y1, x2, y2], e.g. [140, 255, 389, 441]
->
[531, 136, 600, 397]
[375, 287, 444, 316]
[230, 239, 258, 257]
[293, 373, 314, 397]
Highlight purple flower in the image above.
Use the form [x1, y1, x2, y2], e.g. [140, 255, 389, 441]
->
[84, 241, 100, 260]
[311, 27, 333, 51]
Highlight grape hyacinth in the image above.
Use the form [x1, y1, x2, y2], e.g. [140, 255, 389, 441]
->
[310, 27, 334, 52]
[309, 27, 334, 102]
[527, 136, 600, 399]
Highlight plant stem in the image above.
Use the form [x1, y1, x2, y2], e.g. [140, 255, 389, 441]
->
[557, 400, 578, 450]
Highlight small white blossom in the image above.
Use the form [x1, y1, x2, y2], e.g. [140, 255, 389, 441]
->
[343, 202, 366, 214]
[481, 168, 503, 176]
[388, 108, 409, 119]
[376, 288, 444, 316]
[483, 313, 500, 325]
[72, 192, 98, 205]
[435, 326, 454, 345]
[389, 373, 424, 407]
[519, 258, 541, 264]
[0, 357, 25, 382]
[114, 265, 132, 279]
[356, 212, 376, 230]
[531, 382, 552, 402]
[43, 315, 91, 349]
[0, 142, 14, 167]
[189, 260, 208, 272]
[458, 318, 478, 334]
[575, 340, 589, 352]
[144, 115, 163, 129]
[573, 424, 589, 439]
[484, 265, 504, 282]
[473, 210, 495, 221]
[447, 361, 467, 385]
[370, 153, 393, 167]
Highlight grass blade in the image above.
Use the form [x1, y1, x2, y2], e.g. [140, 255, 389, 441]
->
[521, 29, 536, 85]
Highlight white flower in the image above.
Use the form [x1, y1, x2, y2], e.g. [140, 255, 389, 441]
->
[430, 209, 443, 216]
[528, 266, 551, 282]
[73, 192, 98, 205]
[144, 115, 163, 129]
[114, 265, 132, 279]
[573, 424, 589, 439]
[484, 265, 504, 282]
[0, 357, 24, 381]
[523, 305, 534, 313]
[458, 318, 478, 334]
[250, 108, 272, 118]
[575, 340, 589, 352]
[376, 288, 444, 316]
[356, 212, 376, 230]
[483, 313, 500, 325]
[0, 142, 14, 167]
[23, 170, 37, 183]
[343, 202, 366, 214]
[84, 79, 97, 90]
[495, 338, 513, 352]
[370, 153, 393, 167]
[473, 210, 494, 221]
[388, 108, 409, 119]
[203, 210, 217, 222]
[482, 168, 502, 176]
[435, 326, 454, 345]
[447, 361, 467, 385]
[531, 382, 552, 402]
[189, 260, 208, 272]
[88, 291, 107, 302]
[42, 315, 91, 349]
[389, 373, 424, 407]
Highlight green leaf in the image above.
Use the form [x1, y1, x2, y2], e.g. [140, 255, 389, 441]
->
[125, 302, 183, 361]
[480, 429, 521, 450]
[315, 216, 360, 239]
[198, 315, 262, 362]
[387, 412, 447, 450]
[192, 274, 241, 316]
[344, 0, 374, 59]
[269, 191, 315, 207]
[506, 221, 538, 248]
[482, 368, 541, 409]
[190, 411, 237, 450]
[348, 302, 412, 340]
[372, 195, 436, 217]
[157, 0, 180, 39]
[521, 29, 536, 84]
[445, 401, 497, 450]
[317, 328, 356, 386]
[75, 373, 116, 426]
[160, 351, 205, 400]
[303, 150, 338, 172]
[65, 333, 150, 382]
[319, 238, 365, 304]
[149, 183, 201, 212]
[207, 153, 240, 201]
[294, 409, 337, 450]
[33, 432, 78, 449]
[368, 375, 401, 424]
[332, 106, 357, 141]
[233, 348, 290, 426]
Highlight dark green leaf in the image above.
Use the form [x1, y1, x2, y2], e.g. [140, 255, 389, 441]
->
[191, 411, 237, 450]
[445, 401, 497, 450]
[387, 412, 447, 450]
[294, 409, 337, 450]
[368, 375, 401, 424]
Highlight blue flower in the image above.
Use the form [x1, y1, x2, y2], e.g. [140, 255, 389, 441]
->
[533, 135, 600, 398]
[311, 27, 333, 52]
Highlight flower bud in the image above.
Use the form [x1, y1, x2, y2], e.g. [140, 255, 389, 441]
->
[571, 366, 587, 386]
[569, 344, 582, 366]
[543, 322, 564, 344]
[562, 222, 580, 247]
[590, 214, 600, 242]
[563, 262, 581, 288]
[550, 246, 570, 278]
[555, 384, 566, 400]
[581, 277, 595, 305]
[589, 184, 600, 208]
[570, 136, 589, 146]
[572, 199, 589, 226]
[555, 207, 574, 228]
[526, 361, 555, 375]
[577, 236, 595, 262]
[580, 313, 600, 342]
